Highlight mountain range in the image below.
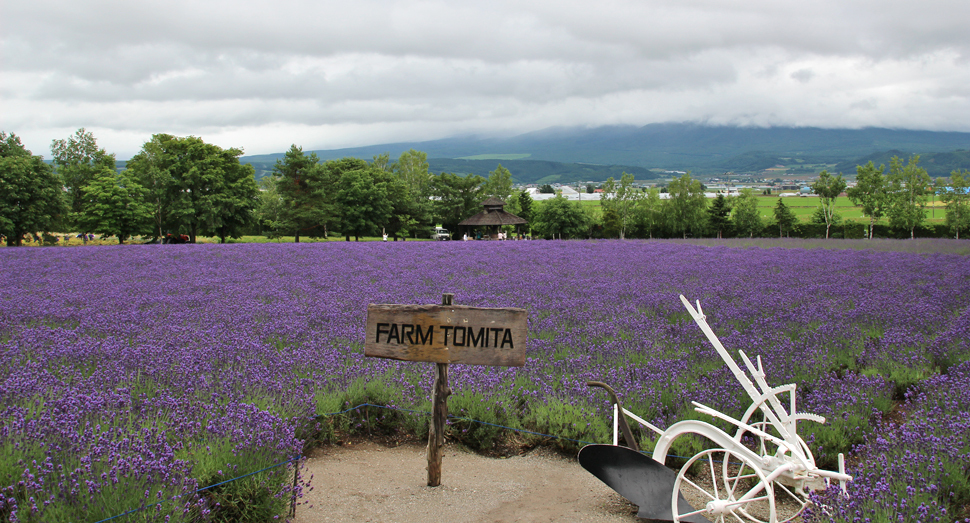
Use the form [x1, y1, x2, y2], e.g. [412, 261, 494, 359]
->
[241, 123, 970, 184]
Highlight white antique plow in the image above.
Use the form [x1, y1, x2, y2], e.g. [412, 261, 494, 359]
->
[579, 295, 851, 523]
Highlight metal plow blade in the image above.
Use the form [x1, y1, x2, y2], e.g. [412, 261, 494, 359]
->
[579, 444, 707, 523]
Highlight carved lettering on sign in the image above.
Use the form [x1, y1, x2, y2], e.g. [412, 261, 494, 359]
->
[364, 304, 528, 367]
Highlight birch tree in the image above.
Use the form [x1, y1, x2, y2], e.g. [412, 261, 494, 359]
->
[810, 170, 846, 239]
[601, 172, 640, 239]
[939, 169, 970, 239]
[666, 173, 707, 239]
[886, 155, 931, 239]
[847, 161, 887, 239]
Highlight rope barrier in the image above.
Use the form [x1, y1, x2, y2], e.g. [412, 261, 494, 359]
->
[93, 401, 690, 522]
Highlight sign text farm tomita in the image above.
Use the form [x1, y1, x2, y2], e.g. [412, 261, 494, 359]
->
[364, 303, 527, 367]
[364, 297, 528, 487]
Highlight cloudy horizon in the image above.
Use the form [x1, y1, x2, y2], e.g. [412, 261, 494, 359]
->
[3, 0, 970, 159]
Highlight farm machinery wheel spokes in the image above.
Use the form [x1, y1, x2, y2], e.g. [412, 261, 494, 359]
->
[733, 419, 812, 522]
[673, 449, 775, 523]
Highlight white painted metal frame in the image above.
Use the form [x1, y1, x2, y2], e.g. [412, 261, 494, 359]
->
[604, 295, 852, 523]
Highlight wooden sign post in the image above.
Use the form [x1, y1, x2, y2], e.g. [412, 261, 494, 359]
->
[364, 293, 528, 487]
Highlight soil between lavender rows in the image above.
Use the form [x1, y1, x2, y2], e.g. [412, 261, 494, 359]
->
[293, 440, 642, 523]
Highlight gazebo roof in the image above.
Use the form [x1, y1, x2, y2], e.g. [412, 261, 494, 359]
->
[458, 197, 528, 226]
[459, 210, 528, 226]
[481, 196, 507, 207]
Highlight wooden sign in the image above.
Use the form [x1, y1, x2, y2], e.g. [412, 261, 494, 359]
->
[365, 303, 528, 367]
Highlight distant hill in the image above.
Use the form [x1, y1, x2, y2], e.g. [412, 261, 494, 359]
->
[240, 123, 970, 178]
[425, 159, 657, 185]
[833, 149, 970, 178]
[244, 157, 656, 185]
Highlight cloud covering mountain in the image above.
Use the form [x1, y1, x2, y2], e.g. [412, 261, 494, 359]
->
[3, 0, 970, 158]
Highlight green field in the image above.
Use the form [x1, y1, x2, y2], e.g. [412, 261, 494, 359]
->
[579, 195, 946, 225]
[756, 195, 946, 224]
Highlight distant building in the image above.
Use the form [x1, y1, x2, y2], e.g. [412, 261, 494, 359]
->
[458, 197, 528, 239]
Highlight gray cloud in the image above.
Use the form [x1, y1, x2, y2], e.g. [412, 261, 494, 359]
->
[2, 0, 970, 158]
[790, 69, 815, 83]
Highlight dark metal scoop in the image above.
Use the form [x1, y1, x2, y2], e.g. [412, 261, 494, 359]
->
[579, 444, 707, 522]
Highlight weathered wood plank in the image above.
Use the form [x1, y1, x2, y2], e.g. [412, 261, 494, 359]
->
[427, 294, 453, 487]
[364, 303, 528, 367]
[426, 362, 449, 486]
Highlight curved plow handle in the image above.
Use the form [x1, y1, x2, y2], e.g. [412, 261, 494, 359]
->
[587, 381, 639, 452]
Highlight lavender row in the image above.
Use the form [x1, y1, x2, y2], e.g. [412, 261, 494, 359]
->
[1, 240, 968, 521]
[806, 359, 970, 522]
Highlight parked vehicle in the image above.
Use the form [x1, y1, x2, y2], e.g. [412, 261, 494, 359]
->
[433, 227, 450, 241]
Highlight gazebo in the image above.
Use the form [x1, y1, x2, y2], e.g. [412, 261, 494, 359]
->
[458, 197, 528, 239]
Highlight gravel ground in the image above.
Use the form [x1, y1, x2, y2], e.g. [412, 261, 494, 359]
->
[293, 441, 642, 523]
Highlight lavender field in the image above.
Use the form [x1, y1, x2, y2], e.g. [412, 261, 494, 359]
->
[2, 240, 969, 522]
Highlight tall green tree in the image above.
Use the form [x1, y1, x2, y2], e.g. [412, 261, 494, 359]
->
[707, 193, 731, 238]
[518, 190, 533, 222]
[514, 189, 533, 234]
[74, 170, 152, 244]
[633, 187, 662, 239]
[886, 155, 932, 239]
[214, 164, 260, 244]
[51, 128, 116, 227]
[0, 132, 67, 246]
[273, 145, 334, 242]
[938, 169, 970, 239]
[255, 176, 283, 237]
[124, 135, 258, 243]
[483, 164, 514, 202]
[531, 194, 588, 239]
[773, 198, 797, 238]
[666, 173, 708, 238]
[379, 169, 426, 240]
[390, 150, 433, 239]
[429, 171, 486, 234]
[333, 162, 393, 241]
[124, 134, 172, 241]
[601, 207, 622, 238]
[847, 161, 887, 239]
[810, 170, 847, 239]
[394, 149, 431, 190]
[731, 189, 762, 238]
[371, 152, 391, 172]
[175, 138, 258, 243]
[601, 173, 640, 239]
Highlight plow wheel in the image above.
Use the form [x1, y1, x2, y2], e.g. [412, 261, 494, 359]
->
[734, 414, 813, 521]
[672, 449, 776, 523]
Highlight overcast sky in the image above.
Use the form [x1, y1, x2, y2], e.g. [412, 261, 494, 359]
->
[3, 0, 970, 159]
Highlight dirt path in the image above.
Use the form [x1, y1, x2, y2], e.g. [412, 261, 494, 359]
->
[294, 441, 641, 523]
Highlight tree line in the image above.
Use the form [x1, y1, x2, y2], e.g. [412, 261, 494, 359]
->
[1, 130, 259, 246]
[2, 128, 968, 246]
[542, 158, 969, 241]
[0, 130, 525, 246]
[257, 146, 535, 241]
